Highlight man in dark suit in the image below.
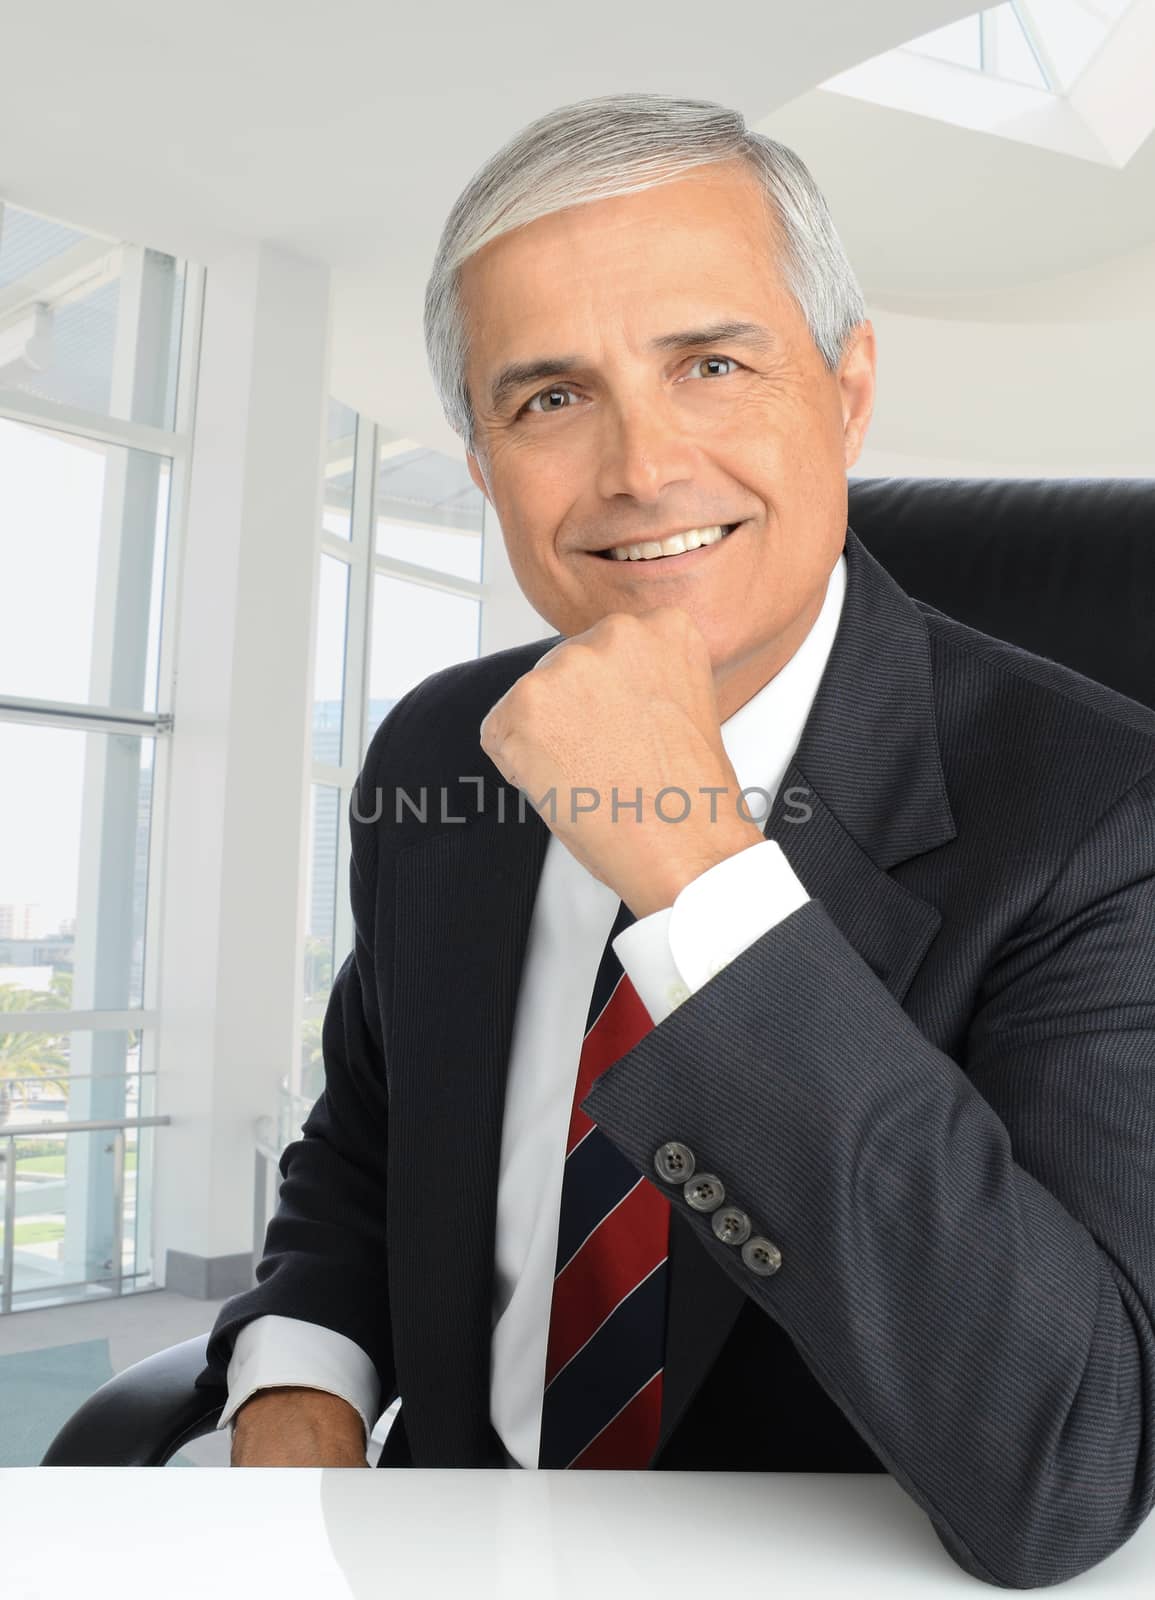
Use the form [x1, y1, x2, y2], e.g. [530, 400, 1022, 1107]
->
[198, 94, 1155, 1588]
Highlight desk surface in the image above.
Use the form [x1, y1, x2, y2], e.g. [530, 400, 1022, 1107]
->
[2, 1468, 1153, 1598]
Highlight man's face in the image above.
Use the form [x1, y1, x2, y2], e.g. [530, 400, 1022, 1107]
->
[459, 159, 876, 715]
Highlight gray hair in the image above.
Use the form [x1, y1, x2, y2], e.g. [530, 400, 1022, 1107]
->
[423, 92, 867, 459]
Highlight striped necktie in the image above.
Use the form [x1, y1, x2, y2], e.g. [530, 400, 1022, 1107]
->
[538, 899, 672, 1469]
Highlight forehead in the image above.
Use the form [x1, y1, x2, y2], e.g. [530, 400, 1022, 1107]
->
[458, 163, 797, 381]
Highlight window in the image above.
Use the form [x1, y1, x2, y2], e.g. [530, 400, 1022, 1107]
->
[298, 403, 484, 1102]
[0, 199, 200, 1313]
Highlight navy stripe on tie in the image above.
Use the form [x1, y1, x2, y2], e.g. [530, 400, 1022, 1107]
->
[538, 1257, 669, 1470]
[553, 1125, 642, 1274]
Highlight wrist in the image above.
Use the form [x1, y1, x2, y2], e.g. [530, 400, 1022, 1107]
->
[230, 1387, 369, 1468]
[234, 1386, 366, 1441]
[625, 821, 767, 919]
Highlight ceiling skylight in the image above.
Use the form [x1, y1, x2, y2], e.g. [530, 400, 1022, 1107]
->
[819, 0, 1154, 168]
[905, 1, 1133, 93]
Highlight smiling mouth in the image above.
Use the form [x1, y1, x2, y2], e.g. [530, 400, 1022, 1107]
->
[595, 522, 743, 561]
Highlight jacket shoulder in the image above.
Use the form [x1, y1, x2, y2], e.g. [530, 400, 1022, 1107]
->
[919, 601, 1155, 838]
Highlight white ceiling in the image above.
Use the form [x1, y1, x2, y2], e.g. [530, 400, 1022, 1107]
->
[2, 0, 1152, 447]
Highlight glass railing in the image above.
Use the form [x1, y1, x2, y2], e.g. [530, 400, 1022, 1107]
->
[0, 1075, 169, 1313]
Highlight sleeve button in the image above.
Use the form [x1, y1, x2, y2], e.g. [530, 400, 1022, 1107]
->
[712, 1207, 752, 1246]
[741, 1237, 782, 1276]
[683, 1173, 725, 1213]
[653, 1141, 696, 1184]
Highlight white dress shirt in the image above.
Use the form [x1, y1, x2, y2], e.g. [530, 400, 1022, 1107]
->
[220, 552, 847, 1463]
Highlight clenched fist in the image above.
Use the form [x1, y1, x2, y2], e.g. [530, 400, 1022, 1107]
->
[480, 606, 766, 918]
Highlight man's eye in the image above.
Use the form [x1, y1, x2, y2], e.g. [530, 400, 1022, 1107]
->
[687, 356, 740, 380]
[522, 386, 578, 416]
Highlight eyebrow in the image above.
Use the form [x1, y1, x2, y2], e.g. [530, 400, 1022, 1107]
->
[486, 320, 781, 414]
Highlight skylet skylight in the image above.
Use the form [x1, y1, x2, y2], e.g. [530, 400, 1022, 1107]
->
[820, 0, 1153, 168]
[905, 1, 1134, 93]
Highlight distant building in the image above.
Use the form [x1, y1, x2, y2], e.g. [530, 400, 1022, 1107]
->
[0, 903, 40, 940]
[307, 698, 394, 947]
[0, 935, 72, 976]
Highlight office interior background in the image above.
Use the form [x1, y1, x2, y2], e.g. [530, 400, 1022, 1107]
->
[0, 0, 1152, 1467]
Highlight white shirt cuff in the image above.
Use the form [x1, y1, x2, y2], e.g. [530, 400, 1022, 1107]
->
[614, 840, 809, 1025]
[219, 1313, 383, 1447]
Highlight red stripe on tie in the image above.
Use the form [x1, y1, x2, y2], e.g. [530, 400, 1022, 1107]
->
[568, 1370, 665, 1470]
[544, 1178, 671, 1386]
[541, 960, 668, 1468]
[566, 974, 654, 1154]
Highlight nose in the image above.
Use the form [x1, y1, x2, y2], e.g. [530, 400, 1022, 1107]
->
[593, 391, 697, 509]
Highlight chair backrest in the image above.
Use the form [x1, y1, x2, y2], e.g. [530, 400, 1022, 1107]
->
[846, 477, 1155, 713]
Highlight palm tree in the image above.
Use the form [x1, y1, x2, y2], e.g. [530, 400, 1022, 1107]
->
[0, 983, 70, 1130]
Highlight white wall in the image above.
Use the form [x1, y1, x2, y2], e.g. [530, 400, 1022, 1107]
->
[152, 242, 332, 1283]
[857, 240, 1155, 479]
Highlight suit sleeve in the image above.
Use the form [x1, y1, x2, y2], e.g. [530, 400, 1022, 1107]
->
[195, 729, 398, 1414]
[580, 766, 1155, 1590]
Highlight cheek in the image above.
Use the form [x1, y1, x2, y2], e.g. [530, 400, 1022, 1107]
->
[504, 497, 581, 591]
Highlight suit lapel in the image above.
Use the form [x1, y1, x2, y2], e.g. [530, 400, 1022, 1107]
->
[389, 525, 958, 1466]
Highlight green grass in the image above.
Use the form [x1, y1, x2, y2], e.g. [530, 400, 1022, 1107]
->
[15, 1152, 137, 1178]
[15, 1154, 66, 1176]
[13, 1219, 65, 1246]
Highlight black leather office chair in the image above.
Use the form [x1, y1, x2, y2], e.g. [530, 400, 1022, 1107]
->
[38, 475, 1155, 1466]
[40, 1334, 220, 1466]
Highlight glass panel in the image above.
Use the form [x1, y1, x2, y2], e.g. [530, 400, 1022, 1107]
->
[301, 784, 340, 1101]
[0, 1031, 156, 1312]
[0, 724, 154, 1009]
[0, 1124, 152, 1311]
[905, 13, 984, 68]
[323, 398, 356, 541]
[366, 576, 481, 749]
[0, 417, 172, 712]
[0, 201, 185, 430]
[311, 555, 349, 766]
[988, 4, 1049, 86]
[374, 429, 484, 581]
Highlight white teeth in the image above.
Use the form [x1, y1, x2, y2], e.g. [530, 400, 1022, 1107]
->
[608, 524, 731, 561]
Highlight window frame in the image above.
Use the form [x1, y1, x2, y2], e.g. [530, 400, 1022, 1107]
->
[0, 208, 205, 1309]
[0, 230, 205, 1037]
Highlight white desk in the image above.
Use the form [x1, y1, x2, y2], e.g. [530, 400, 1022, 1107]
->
[2, 1468, 1153, 1598]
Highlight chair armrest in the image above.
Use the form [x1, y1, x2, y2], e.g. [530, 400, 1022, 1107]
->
[40, 1334, 225, 1466]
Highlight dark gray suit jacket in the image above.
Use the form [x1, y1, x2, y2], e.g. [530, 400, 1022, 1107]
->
[201, 525, 1155, 1589]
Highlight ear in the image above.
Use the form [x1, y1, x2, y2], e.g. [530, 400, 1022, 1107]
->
[838, 320, 876, 472]
[466, 449, 492, 502]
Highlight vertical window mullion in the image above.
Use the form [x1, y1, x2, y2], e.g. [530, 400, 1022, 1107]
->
[330, 415, 376, 972]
